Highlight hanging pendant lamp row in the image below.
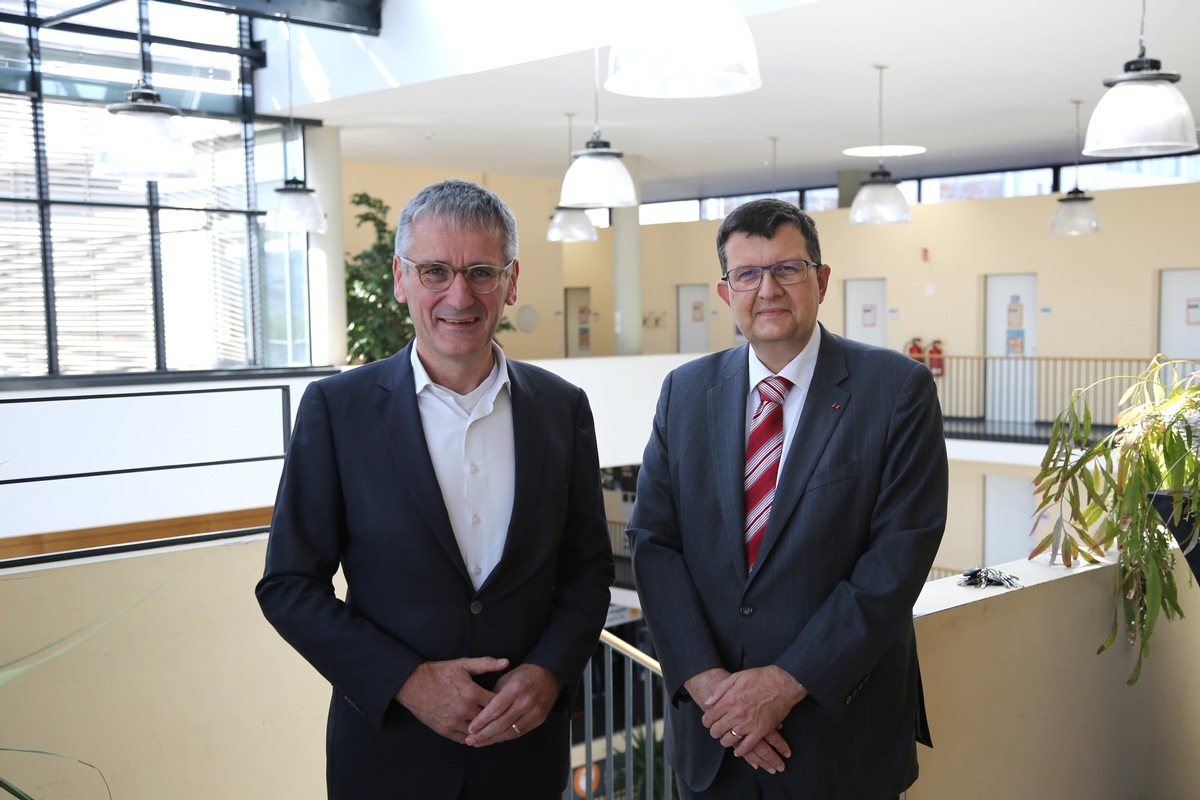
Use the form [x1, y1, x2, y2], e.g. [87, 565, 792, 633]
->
[559, 48, 637, 209]
[94, 0, 198, 181]
[848, 64, 919, 225]
[266, 17, 327, 234]
[1084, 0, 1197, 157]
[547, 112, 599, 242]
[1050, 100, 1101, 236]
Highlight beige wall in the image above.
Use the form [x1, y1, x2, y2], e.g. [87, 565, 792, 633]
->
[338, 164, 1200, 364]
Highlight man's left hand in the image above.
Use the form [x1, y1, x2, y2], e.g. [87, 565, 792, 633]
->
[701, 666, 807, 766]
[464, 663, 563, 747]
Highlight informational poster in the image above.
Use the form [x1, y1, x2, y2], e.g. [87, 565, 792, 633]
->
[1007, 296, 1023, 328]
[862, 304, 877, 327]
[1006, 294, 1025, 355]
[692, 301, 704, 322]
[577, 305, 590, 325]
[577, 327, 590, 350]
[1188, 298, 1200, 325]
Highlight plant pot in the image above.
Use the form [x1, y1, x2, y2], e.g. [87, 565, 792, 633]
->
[1150, 493, 1200, 582]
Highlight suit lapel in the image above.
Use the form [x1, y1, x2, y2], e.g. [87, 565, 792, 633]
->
[374, 343, 471, 585]
[483, 360, 543, 590]
[750, 327, 850, 580]
[708, 347, 752, 582]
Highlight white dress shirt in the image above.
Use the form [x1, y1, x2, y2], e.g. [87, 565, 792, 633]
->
[743, 332, 822, 463]
[411, 344, 515, 591]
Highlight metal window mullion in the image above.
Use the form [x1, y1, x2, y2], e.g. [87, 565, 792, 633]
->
[29, 0, 59, 376]
[147, 182, 167, 371]
[240, 14, 263, 367]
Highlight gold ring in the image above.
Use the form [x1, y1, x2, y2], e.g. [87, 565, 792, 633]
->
[512, 723, 522, 736]
[730, 729, 741, 738]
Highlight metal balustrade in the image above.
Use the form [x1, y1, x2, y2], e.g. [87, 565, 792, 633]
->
[567, 629, 673, 800]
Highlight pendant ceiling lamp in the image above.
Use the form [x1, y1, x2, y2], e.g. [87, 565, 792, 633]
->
[559, 48, 637, 209]
[548, 112, 598, 242]
[1051, 100, 1101, 236]
[847, 65, 919, 225]
[93, 0, 197, 181]
[1083, 0, 1197, 157]
[605, 0, 762, 98]
[265, 19, 327, 234]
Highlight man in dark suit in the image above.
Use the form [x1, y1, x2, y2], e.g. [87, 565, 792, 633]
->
[627, 199, 947, 799]
[256, 179, 614, 800]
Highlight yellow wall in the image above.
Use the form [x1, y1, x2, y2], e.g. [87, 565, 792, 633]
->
[341, 165, 1200, 363]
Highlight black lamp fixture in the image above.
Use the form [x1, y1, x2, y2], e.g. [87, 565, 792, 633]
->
[1051, 100, 1101, 236]
[93, 0, 197, 181]
[559, 48, 637, 209]
[265, 18, 327, 234]
[846, 65, 923, 225]
[1083, 0, 1197, 157]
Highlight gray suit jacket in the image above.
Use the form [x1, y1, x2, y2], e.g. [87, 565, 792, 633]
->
[257, 342, 614, 799]
[628, 326, 947, 797]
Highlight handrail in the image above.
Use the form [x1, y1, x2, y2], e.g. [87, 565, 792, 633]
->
[600, 628, 661, 675]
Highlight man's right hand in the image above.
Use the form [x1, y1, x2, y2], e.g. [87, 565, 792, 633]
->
[395, 657, 510, 743]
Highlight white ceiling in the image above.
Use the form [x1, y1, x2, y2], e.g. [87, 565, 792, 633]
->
[306, 0, 1200, 204]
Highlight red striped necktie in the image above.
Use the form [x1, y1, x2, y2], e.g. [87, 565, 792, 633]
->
[744, 376, 793, 571]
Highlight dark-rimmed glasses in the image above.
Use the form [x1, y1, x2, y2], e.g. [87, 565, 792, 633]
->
[722, 259, 819, 292]
[399, 257, 514, 294]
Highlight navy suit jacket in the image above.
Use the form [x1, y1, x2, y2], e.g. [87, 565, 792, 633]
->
[256, 342, 614, 799]
[628, 326, 947, 797]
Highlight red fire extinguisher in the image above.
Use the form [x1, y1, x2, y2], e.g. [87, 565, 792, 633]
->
[906, 337, 925, 363]
[926, 339, 944, 377]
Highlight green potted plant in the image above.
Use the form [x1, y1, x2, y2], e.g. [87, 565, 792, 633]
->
[1032, 356, 1200, 685]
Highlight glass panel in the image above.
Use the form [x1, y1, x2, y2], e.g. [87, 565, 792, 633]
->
[1074, 155, 1200, 190]
[0, 201, 48, 376]
[147, 2, 238, 47]
[0, 92, 37, 199]
[0, 21, 30, 93]
[700, 190, 800, 220]
[50, 204, 155, 375]
[161, 209, 255, 369]
[44, 99, 151, 204]
[802, 187, 839, 212]
[639, 199, 699, 225]
[920, 169, 1053, 203]
[158, 117, 250, 211]
[260, 227, 311, 367]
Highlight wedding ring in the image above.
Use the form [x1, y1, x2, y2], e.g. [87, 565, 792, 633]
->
[511, 723, 522, 736]
[730, 729, 741, 738]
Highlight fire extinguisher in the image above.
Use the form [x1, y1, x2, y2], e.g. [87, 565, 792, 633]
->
[906, 337, 925, 363]
[926, 339, 944, 377]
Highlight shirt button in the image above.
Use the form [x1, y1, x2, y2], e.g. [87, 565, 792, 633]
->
[470, 464, 480, 474]
[470, 600, 483, 614]
[740, 606, 754, 616]
[473, 565, 482, 576]
[472, 514, 481, 525]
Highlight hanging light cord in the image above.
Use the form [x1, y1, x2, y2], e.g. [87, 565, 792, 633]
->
[1070, 99, 1083, 191]
[591, 47, 602, 139]
[1136, 0, 1147, 59]
[282, 18, 295, 181]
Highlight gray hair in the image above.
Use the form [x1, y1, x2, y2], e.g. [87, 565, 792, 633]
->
[393, 178, 519, 263]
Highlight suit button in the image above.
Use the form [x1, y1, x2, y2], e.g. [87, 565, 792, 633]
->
[740, 606, 754, 616]
[470, 600, 483, 614]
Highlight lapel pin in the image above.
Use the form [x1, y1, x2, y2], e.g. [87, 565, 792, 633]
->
[832, 403, 841, 410]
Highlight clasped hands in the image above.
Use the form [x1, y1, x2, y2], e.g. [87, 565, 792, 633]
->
[685, 665, 808, 774]
[395, 657, 562, 747]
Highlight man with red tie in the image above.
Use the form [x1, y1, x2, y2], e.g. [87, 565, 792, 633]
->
[627, 198, 948, 799]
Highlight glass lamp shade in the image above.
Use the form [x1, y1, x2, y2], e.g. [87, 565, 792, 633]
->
[93, 84, 198, 181]
[1083, 59, 1198, 157]
[559, 138, 638, 209]
[1049, 189, 1101, 236]
[605, 0, 761, 98]
[546, 207, 598, 242]
[266, 179, 327, 233]
[849, 170, 911, 224]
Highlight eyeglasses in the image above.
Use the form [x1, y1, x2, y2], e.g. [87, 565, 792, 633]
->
[722, 259, 820, 292]
[399, 257, 514, 294]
